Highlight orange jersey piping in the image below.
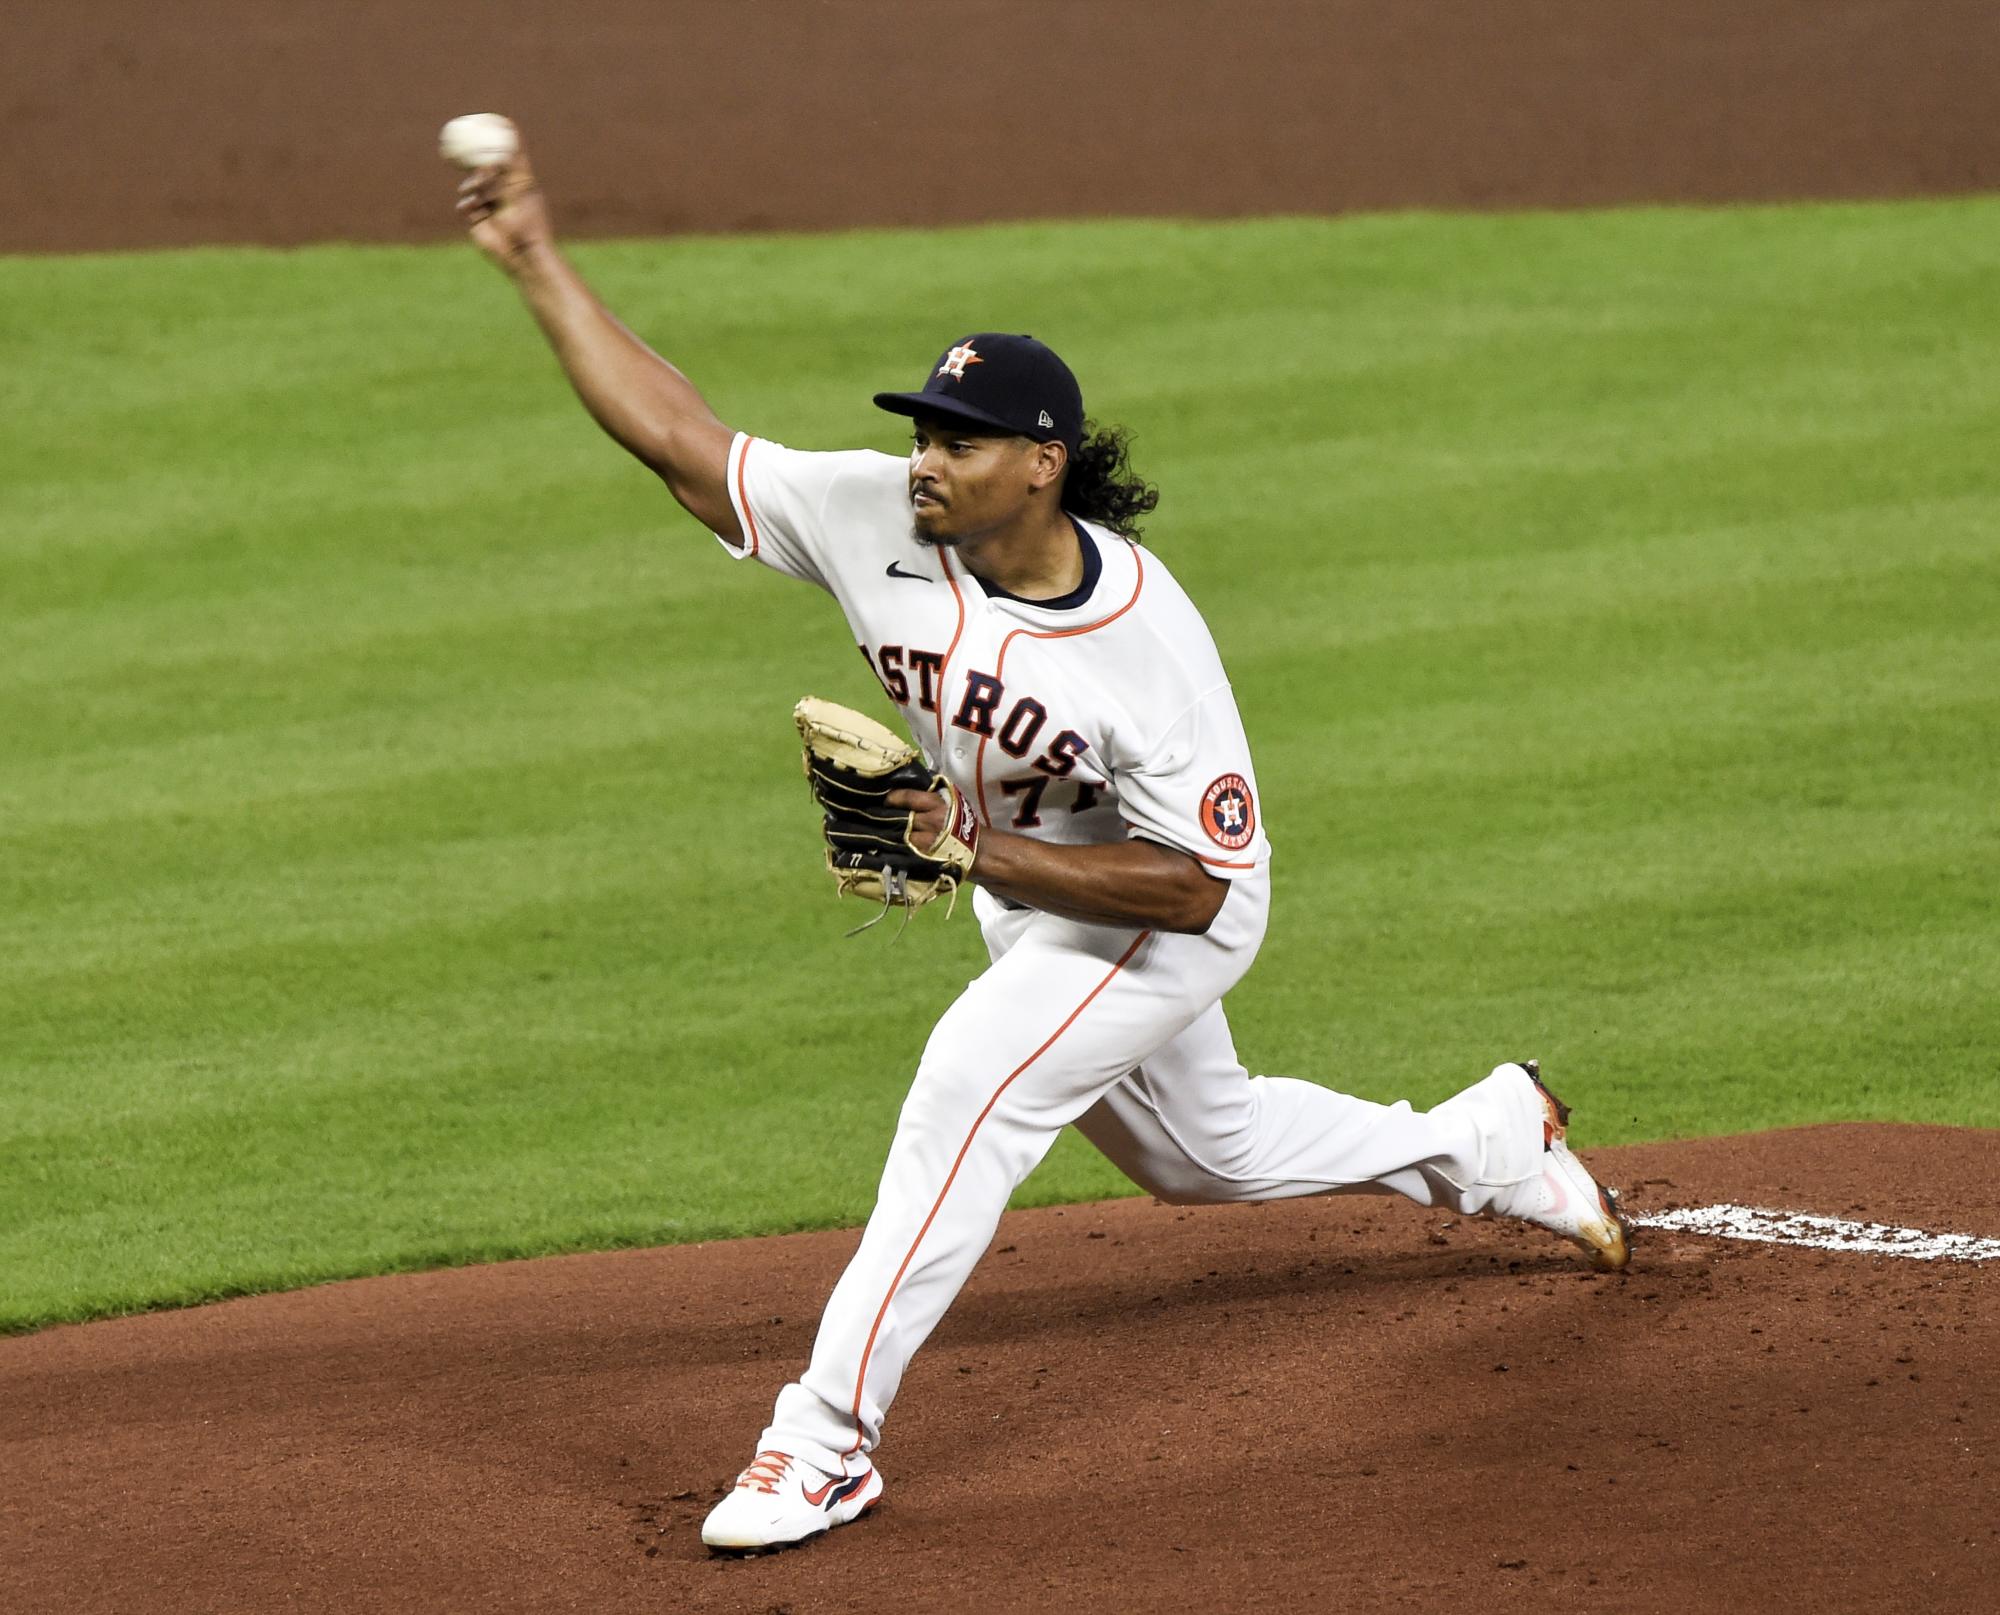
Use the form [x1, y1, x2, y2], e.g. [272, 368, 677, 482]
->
[733, 435, 762, 558]
[933, 549, 970, 748]
[972, 543, 1147, 824]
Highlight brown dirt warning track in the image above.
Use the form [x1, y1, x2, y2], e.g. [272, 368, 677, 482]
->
[3, 1126, 1995, 1613]
[4, 0, 2000, 254]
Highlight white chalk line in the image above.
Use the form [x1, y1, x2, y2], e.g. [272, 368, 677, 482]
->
[1632, 1202, 2000, 1263]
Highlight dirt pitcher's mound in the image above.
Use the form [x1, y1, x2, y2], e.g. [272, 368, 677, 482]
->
[2, 1124, 1994, 1613]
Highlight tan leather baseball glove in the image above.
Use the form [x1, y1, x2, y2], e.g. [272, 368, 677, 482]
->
[794, 697, 979, 929]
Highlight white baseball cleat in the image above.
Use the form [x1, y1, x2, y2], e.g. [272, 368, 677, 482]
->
[1496, 1059, 1632, 1271]
[700, 1449, 884, 1555]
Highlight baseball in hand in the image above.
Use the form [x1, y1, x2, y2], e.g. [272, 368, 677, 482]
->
[439, 113, 520, 169]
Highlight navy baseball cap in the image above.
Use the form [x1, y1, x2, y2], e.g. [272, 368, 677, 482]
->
[873, 333, 1084, 453]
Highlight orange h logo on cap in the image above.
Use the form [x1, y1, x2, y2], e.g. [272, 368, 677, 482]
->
[937, 342, 983, 381]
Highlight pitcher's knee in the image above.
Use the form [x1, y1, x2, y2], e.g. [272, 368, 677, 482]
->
[895, 1057, 1058, 1172]
[1129, 1158, 1238, 1206]
[900, 1058, 993, 1134]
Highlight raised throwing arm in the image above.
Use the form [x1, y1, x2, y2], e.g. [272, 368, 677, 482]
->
[455, 141, 739, 538]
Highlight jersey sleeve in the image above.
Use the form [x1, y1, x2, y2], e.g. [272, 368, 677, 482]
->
[713, 432, 871, 592]
[1115, 685, 1272, 879]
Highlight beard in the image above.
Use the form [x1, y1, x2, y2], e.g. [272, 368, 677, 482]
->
[910, 502, 960, 548]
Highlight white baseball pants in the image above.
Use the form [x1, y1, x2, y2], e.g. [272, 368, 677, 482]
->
[759, 874, 1523, 1474]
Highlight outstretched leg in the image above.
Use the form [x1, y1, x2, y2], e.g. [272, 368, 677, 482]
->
[1075, 1009, 1631, 1266]
[1075, 1002, 1488, 1209]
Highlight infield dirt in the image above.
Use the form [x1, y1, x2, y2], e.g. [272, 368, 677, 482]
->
[4, 1126, 1994, 1612]
[6, 5, 1995, 1611]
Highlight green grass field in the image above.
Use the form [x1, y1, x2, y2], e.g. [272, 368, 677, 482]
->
[4, 201, 1997, 1333]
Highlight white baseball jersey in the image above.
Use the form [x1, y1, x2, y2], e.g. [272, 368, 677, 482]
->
[705, 427, 1521, 1488]
[715, 432, 1272, 882]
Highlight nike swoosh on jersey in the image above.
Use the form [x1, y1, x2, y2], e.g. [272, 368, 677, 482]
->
[886, 561, 930, 581]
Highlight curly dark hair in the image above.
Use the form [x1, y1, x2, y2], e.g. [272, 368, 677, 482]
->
[1060, 421, 1160, 540]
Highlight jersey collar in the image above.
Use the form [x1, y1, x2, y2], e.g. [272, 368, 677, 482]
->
[971, 516, 1102, 612]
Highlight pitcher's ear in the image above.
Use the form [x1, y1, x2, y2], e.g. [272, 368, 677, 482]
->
[1029, 438, 1068, 490]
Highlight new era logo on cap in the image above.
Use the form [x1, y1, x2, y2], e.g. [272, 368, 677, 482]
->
[873, 332, 1084, 453]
